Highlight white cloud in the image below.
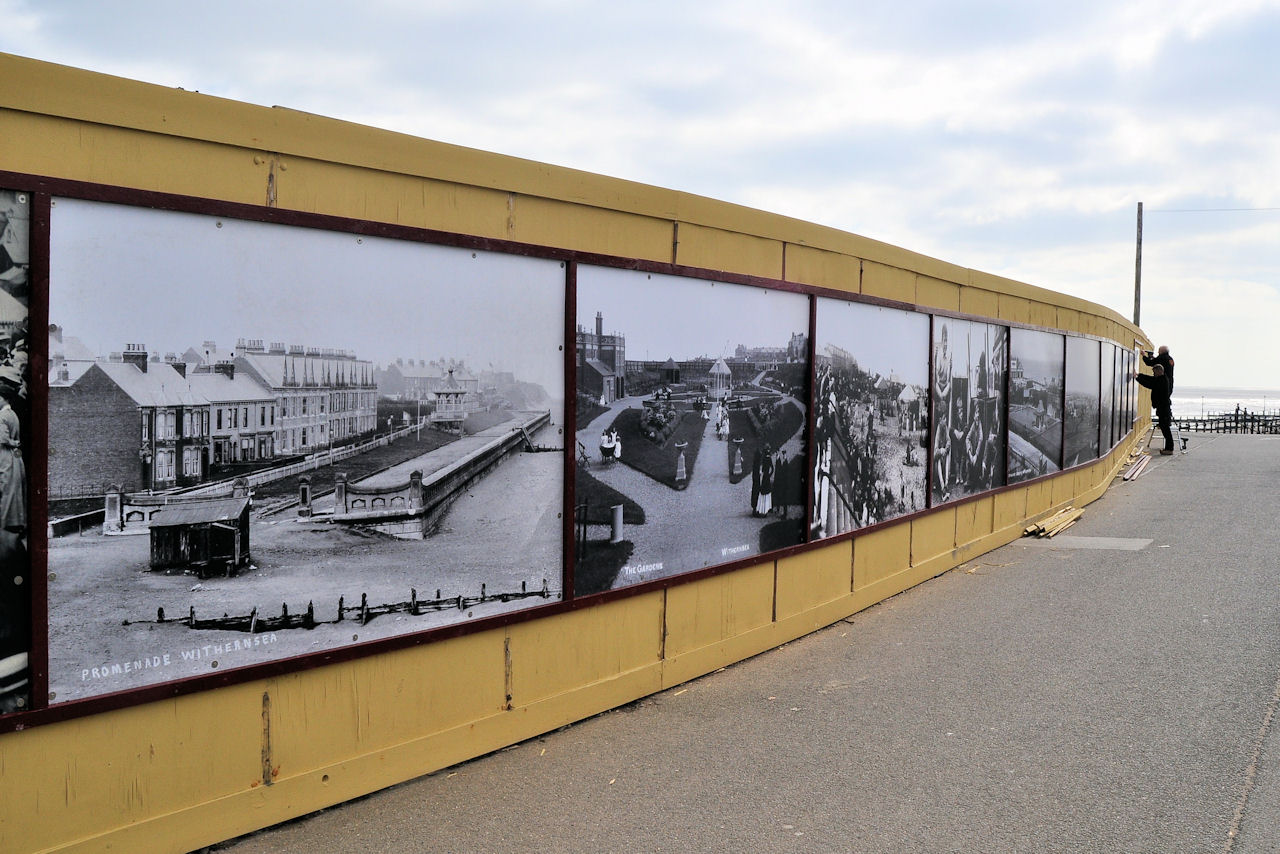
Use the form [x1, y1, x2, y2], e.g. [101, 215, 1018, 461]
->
[5, 0, 1280, 393]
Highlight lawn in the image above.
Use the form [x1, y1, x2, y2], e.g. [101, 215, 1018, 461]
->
[574, 464, 645, 525]
[608, 406, 708, 490]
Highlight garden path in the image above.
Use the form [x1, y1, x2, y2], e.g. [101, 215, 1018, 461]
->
[576, 389, 806, 589]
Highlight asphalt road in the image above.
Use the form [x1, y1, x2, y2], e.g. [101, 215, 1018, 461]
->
[212, 432, 1280, 853]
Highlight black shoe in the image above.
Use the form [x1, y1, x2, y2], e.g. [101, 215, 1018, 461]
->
[1160, 449, 1174, 455]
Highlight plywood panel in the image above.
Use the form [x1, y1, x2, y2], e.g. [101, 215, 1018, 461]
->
[959, 286, 1000, 320]
[675, 223, 783, 279]
[916, 275, 961, 312]
[514, 195, 674, 260]
[275, 156, 512, 238]
[853, 522, 911, 590]
[994, 488, 1028, 532]
[507, 594, 663, 706]
[786, 244, 860, 293]
[911, 509, 955, 566]
[3, 110, 268, 204]
[776, 547, 851, 620]
[861, 260, 915, 302]
[998, 293, 1032, 325]
[664, 562, 775, 657]
[269, 631, 507, 772]
[2, 684, 265, 854]
[956, 496, 994, 545]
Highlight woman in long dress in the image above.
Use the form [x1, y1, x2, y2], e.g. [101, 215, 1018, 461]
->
[0, 383, 25, 534]
[754, 445, 774, 517]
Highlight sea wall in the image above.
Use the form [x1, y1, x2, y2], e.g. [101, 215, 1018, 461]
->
[0, 54, 1148, 854]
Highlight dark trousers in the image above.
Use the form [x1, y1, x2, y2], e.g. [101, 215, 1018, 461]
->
[1156, 405, 1173, 451]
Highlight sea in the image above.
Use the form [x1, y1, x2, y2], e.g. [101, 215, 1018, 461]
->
[1170, 386, 1280, 420]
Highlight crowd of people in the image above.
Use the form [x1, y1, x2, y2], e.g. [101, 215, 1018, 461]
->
[813, 362, 926, 533]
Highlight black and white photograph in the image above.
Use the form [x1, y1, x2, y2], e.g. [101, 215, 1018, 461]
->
[574, 266, 809, 593]
[812, 298, 928, 539]
[1064, 336, 1101, 467]
[1100, 342, 1116, 452]
[930, 317, 1008, 505]
[0, 189, 30, 715]
[47, 197, 566, 702]
[1008, 327, 1064, 483]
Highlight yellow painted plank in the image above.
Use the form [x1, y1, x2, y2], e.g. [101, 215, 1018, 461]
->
[664, 562, 775, 658]
[268, 630, 507, 773]
[958, 285, 1000, 320]
[776, 545, 852, 620]
[853, 522, 911, 591]
[955, 496, 994, 546]
[274, 156, 512, 239]
[785, 244, 860, 293]
[2, 683, 265, 854]
[861, 260, 916, 302]
[910, 508, 955, 566]
[998, 293, 1032, 325]
[675, 222, 783, 279]
[507, 593, 663, 706]
[915, 275, 961, 312]
[513, 195, 674, 260]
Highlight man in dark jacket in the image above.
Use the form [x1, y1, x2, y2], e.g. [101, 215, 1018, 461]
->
[1135, 364, 1173, 454]
[1142, 346, 1174, 393]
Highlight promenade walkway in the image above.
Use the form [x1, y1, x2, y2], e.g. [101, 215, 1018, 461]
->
[215, 433, 1280, 853]
[309, 410, 552, 513]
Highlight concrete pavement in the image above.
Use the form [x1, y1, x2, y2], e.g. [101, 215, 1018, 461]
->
[212, 432, 1280, 853]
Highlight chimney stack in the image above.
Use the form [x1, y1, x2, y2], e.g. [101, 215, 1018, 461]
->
[122, 343, 148, 373]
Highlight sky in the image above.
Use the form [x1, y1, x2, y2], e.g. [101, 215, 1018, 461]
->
[579, 266, 807, 362]
[5, 0, 1280, 389]
[48, 198, 567, 392]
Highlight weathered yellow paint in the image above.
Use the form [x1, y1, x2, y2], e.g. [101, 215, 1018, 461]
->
[3, 682, 266, 854]
[998, 293, 1033, 325]
[785, 244, 860, 293]
[274, 156, 515, 240]
[958, 285, 1000, 319]
[1025, 478, 1055, 517]
[268, 630, 507, 772]
[664, 562, 775, 659]
[776, 547, 853, 620]
[852, 522, 912, 591]
[507, 593, 663, 706]
[675, 222, 784, 279]
[0, 54, 1155, 854]
[915, 274, 962, 312]
[994, 488, 1028, 532]
[512, 195, 675, 260]
[861, 261, 916, 302]
[911, 509, 956, 566]
[4, 110, 270, 203]
[956, 496, 995, 545]
[1027, 300, 1058, 328]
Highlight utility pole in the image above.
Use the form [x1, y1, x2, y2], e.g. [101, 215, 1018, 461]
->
[1133, 201, 1143, 326]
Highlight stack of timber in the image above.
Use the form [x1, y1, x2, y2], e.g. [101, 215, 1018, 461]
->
[1122, 453, 1151, 481]
[1023, 506, 1083, 539]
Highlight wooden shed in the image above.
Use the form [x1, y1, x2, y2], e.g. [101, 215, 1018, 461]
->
[149, 497, 251, 577]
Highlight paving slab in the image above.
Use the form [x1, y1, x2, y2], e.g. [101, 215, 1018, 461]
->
[211, 433, 1280, 854]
